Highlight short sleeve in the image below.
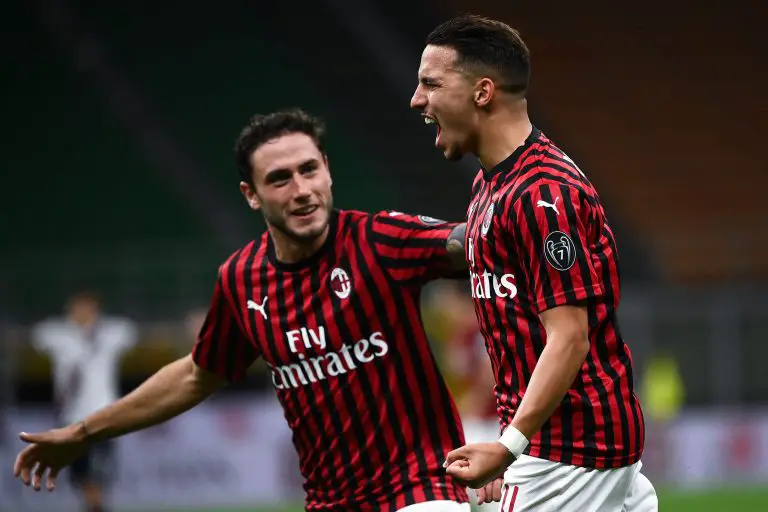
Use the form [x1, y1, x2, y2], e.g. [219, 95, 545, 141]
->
[511, 183, 604, 313]
[369, 211, 463, 284]
[192, 266, 260, 382]
[112, 318, 139, 354]
[30, 320, 56, 354]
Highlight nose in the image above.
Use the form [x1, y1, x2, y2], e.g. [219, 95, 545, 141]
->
[410, 85, 426, 110]
[293, 175, 312, 199]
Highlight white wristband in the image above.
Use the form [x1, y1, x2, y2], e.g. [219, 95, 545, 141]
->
[497, 426, 529, 458]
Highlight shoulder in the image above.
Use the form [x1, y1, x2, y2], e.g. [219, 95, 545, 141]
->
[336, 208, 373, 231]
[32, 318, 66, 339]
[30, 318, 70, 351]
[368, 210, 455, 237]
[337, 208, 370, 222]
[98, 317, 139, 344]
[504, 137, 598, 210]
[218, 239, 264, 276]
[100, 316, 137, 332]
[339, 208, 422, 226]
[354, 209, 411, 232]
[321, 209, 374, 247]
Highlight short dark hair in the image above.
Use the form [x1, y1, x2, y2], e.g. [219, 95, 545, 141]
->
[67, 289, 100, 305]
[234, 108, 326, 186]
[426, 14, 530, 94]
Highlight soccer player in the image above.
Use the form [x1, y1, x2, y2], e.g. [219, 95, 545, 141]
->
[13, 109, 480, 511]
[31, 290, 137, 512]
[410, 14, 658, 511]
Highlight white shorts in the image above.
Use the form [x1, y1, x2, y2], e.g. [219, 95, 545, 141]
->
[397, 500, 472, 512]
[498, 455, 657, 512]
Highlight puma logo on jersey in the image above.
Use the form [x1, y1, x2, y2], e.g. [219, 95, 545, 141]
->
[247, 296, 268, 319]
[536, 197, 560, 215]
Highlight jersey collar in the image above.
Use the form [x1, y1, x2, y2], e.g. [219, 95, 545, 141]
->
[267, 209, 339, 272]
[481, 126, 541, 181]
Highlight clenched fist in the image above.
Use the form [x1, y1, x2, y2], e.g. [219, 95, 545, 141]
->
[443, 442, 515, 488]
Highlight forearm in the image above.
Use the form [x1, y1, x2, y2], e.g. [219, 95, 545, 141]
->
[79, 355, 224, 442]
[510, 334, 589, 439]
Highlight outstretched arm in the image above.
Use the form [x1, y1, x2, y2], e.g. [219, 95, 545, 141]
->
[14, 355, 226, 491]
[369, 213, 467, 282]
[75, 354, 225, 441]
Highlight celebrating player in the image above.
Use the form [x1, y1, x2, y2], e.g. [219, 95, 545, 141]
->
[13, 109, 481, 511]
[411, 14, 658, 511]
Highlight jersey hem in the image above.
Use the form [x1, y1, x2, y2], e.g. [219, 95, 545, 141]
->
[190, 350, 236, 383]
[534, 284, 604, 313]
[523, 445, 644, 469]
[304, 480, 469, 511]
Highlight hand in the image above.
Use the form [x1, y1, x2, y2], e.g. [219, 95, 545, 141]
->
[476, 476, 505, 504]
[443, 442, 515, 488]
[13, 423, 90, 491]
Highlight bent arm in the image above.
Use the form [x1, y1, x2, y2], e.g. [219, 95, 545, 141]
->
[508, 305, 590, 439]
[77, 354, 227, 442]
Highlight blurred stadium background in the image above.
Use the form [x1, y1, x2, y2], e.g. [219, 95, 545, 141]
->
[2, 0, 767, 510]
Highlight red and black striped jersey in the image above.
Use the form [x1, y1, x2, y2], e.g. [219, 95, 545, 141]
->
[193, 209, 468, 511]
[465, 127, 645, 469]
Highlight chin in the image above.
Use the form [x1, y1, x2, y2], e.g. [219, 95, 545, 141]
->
[443, 147, 465, 162]
[292, 226, 327, 243]
[290, 216, 329, 241]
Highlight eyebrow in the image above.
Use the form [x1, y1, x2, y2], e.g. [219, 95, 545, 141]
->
[263, 158, 318, 182]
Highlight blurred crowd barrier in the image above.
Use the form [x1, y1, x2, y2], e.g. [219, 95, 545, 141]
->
[420, 282, 768, 490]
[2, 281, 767, 509]
[3, 399, 768, 510]
[4, 279, 766, 408]
[0, 397, 303, 510]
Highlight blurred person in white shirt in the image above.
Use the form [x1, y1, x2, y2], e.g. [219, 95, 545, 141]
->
[31, 290, 137, 512]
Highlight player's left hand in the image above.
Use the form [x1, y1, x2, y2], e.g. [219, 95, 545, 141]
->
[13, 424, 89, 492]
[475, 476, 505, 504]
[443, 442, 515, 488]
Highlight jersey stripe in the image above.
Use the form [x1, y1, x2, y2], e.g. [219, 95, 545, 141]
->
[192, 210, 467, 509]
[355, 237, 434, 505]
[466, 128, 645, 469]
[340, 225, 407, 503]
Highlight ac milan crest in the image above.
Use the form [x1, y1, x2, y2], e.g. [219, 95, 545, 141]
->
[468, 201, 477, 219]
[330, 267, 352, 299]
[481, 203, 495, 237]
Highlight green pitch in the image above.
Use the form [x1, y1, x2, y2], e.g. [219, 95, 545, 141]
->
[157, 487, 768, 512]
[659, 487, 768, 511]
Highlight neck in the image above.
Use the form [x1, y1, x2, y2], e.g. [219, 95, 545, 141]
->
[73, 317, 97, 329]
[269, 224, 329, 264]
[476, 98, 532, 171]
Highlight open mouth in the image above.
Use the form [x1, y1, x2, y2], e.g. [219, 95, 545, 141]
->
[422, 113, 442, 147]
[292, 205, 319, 218]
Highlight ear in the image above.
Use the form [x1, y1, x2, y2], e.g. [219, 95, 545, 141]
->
[474, 78, 495, 108]
[239, 181, 261, 211]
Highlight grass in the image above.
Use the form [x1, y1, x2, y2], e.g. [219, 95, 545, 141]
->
[658, 486, 768, 511]
[154, 487, 768, 512]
